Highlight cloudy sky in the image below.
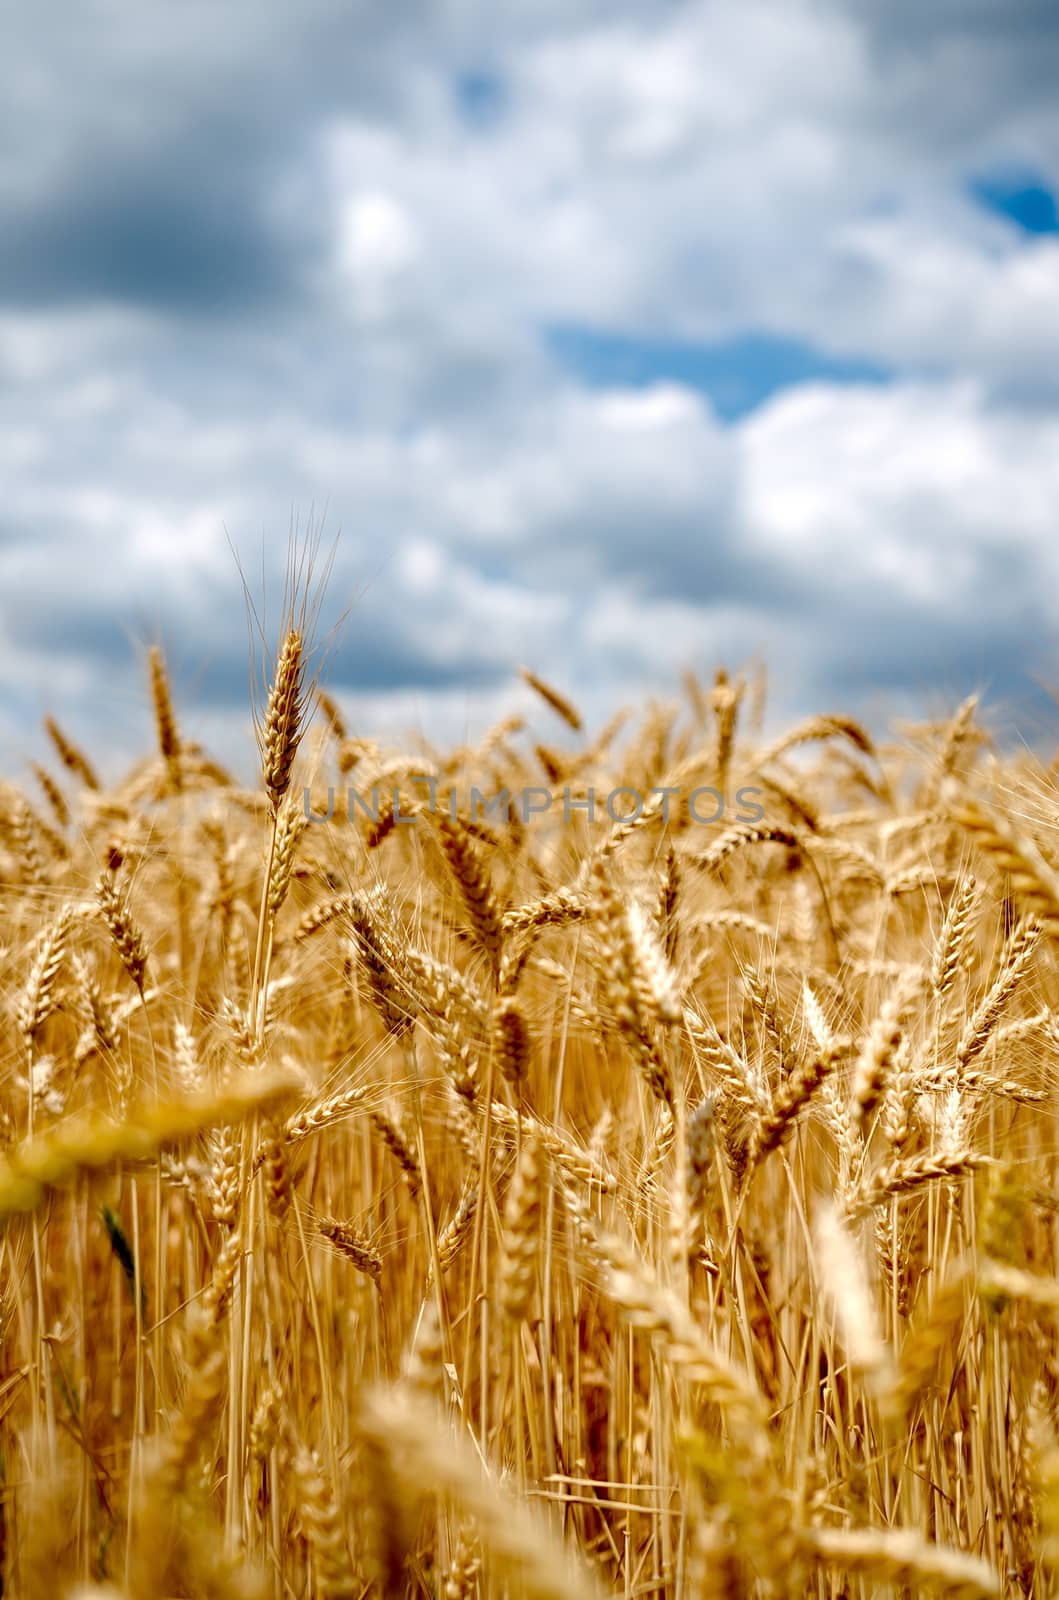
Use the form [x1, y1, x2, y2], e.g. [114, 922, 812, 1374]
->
[3, 0, 1059, 772]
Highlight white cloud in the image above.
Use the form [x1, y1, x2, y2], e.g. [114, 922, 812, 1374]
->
[742, 379, 1059, 581]
[337, 190, 421, 320]
[301, 2, 1059, 396]
[2, 0, 1059, 768]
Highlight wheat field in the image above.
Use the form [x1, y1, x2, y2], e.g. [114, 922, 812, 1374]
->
[4, 610, 1059, 1597]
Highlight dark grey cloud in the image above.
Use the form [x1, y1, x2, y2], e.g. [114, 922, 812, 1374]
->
[0, 4, 421, 315]
[847, 0, 1059, 40]
[810, 591, 1051, 703]
[0, 148, 305, 313]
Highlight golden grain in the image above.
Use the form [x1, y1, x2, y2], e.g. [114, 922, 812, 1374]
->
[3, 649, 1054, 1597]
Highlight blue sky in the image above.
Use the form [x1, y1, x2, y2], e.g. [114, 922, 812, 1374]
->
[545, 327, 893, 422]
[972, 174, 1059, 235]
[2, 0, 1059, 768]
